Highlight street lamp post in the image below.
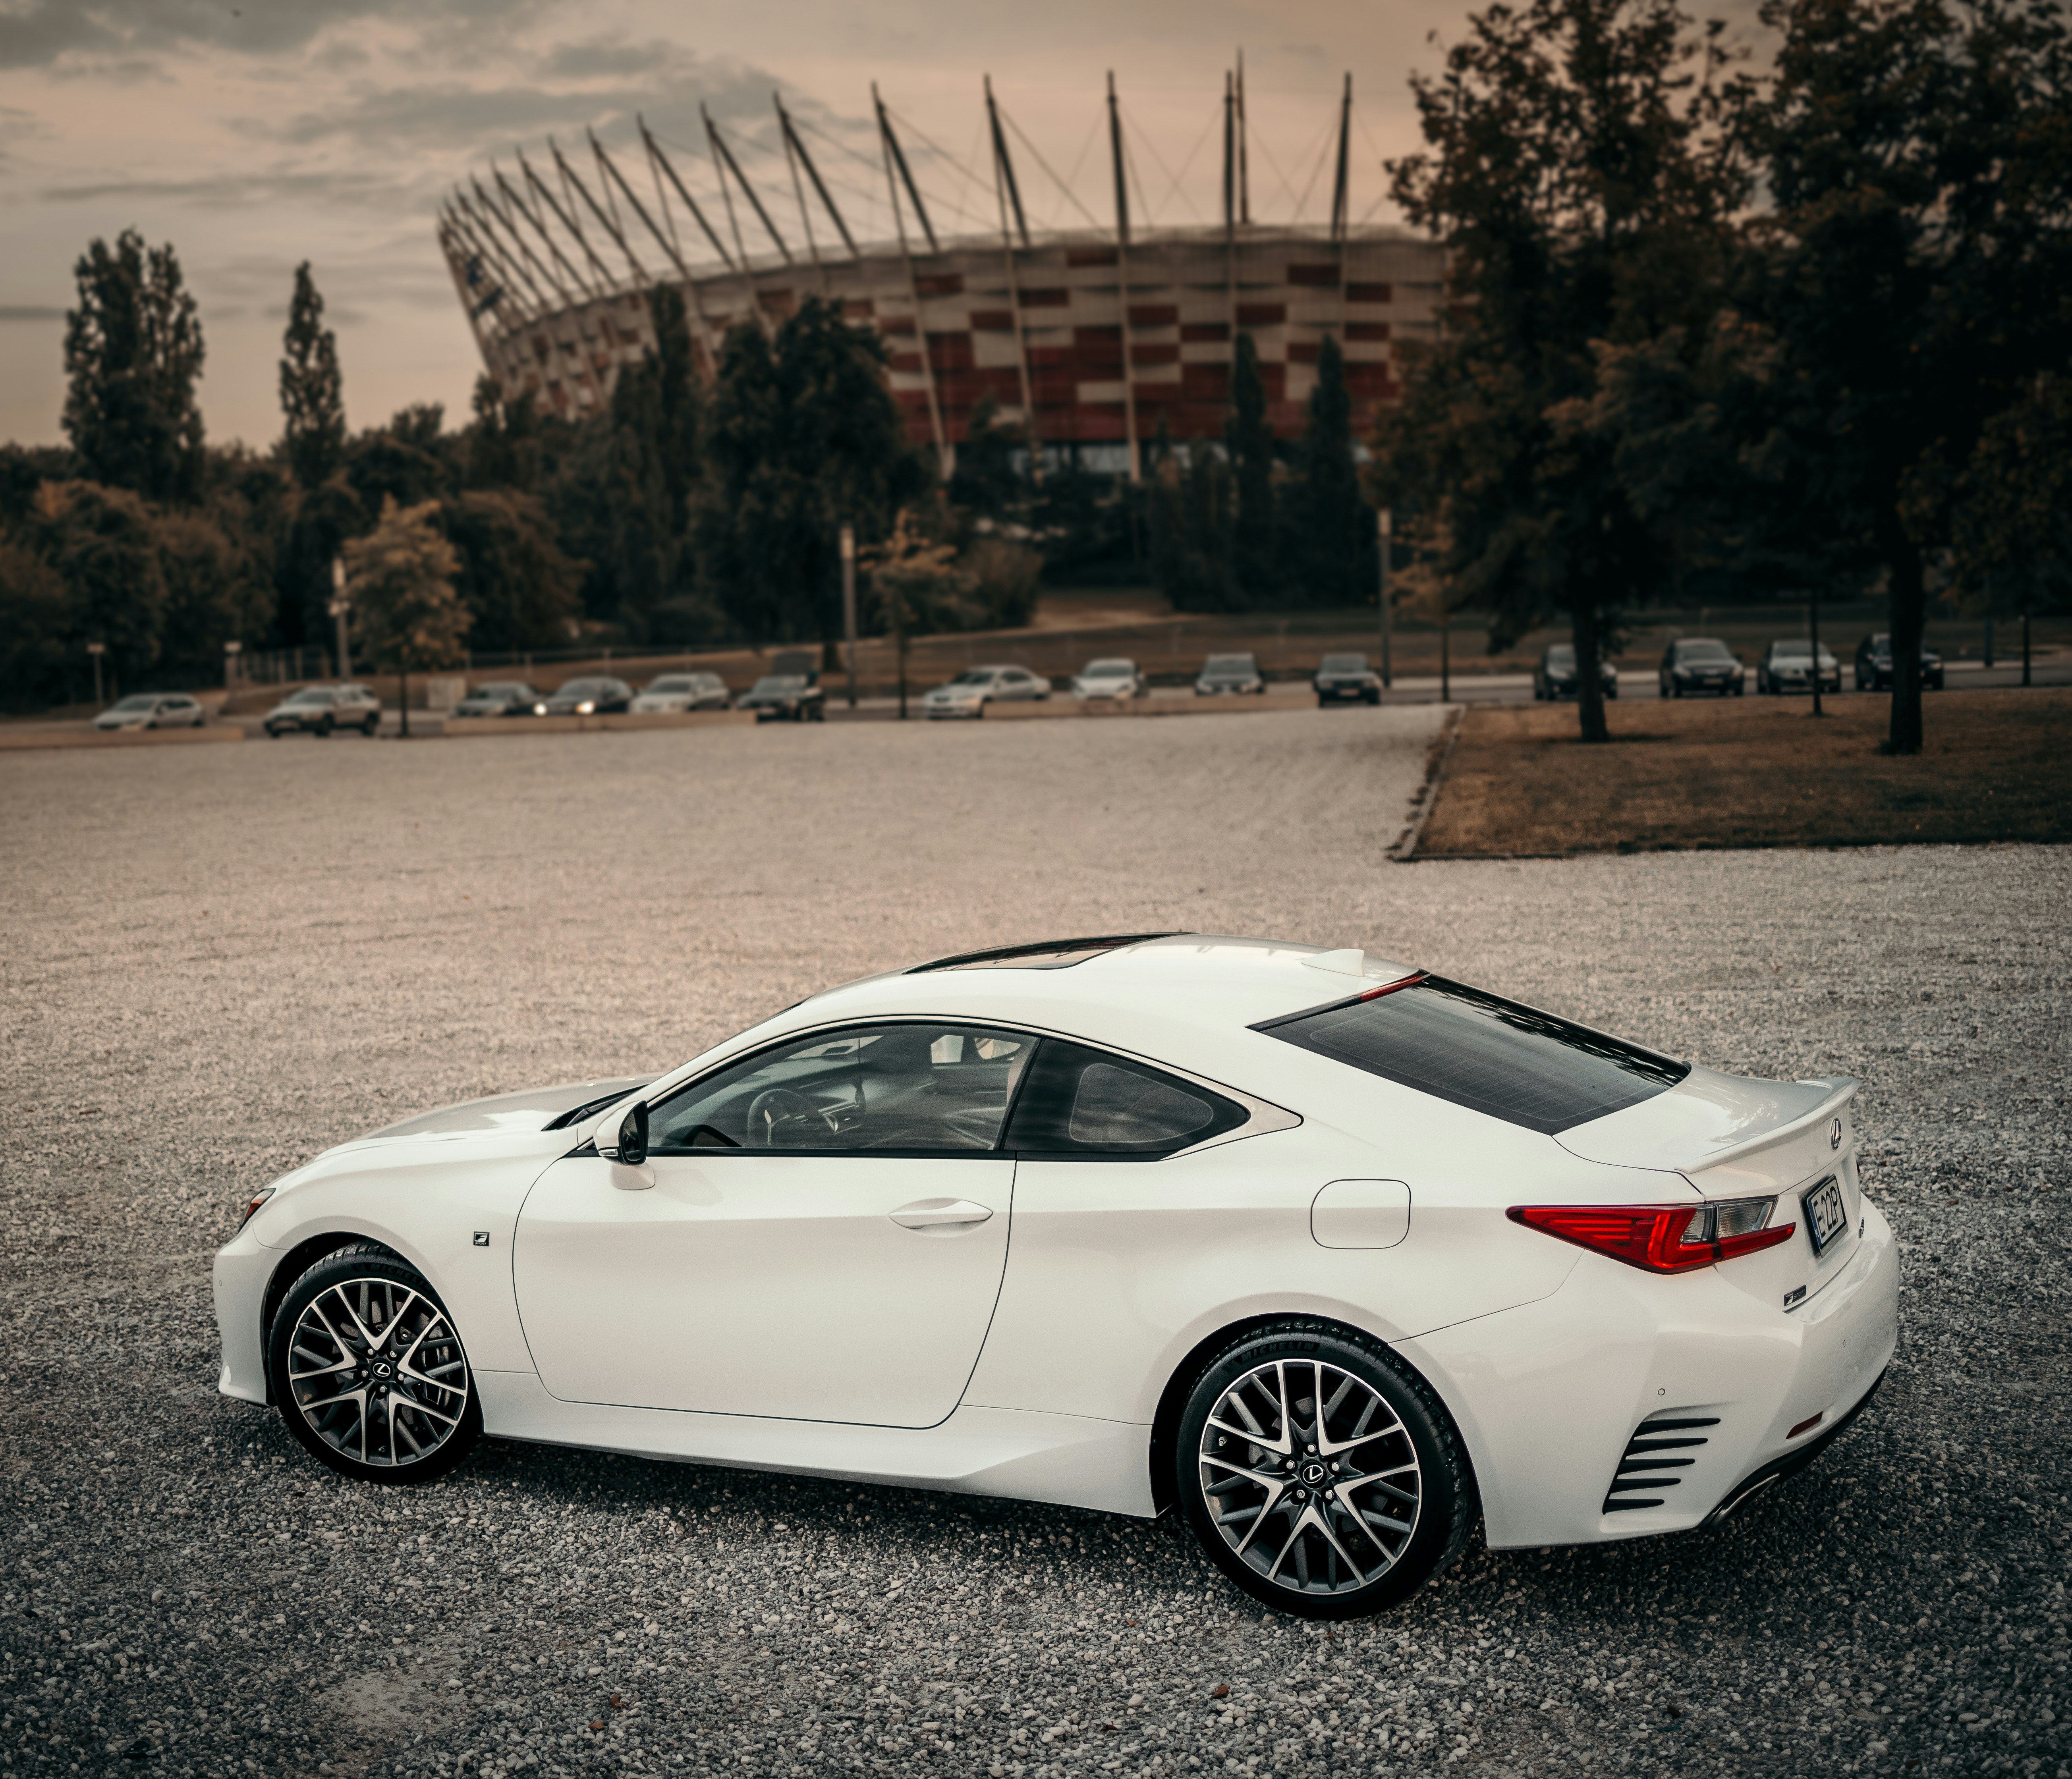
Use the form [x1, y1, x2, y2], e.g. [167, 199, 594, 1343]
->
[1377, 507, 1393, 690]
[86, 641, 106, 708]
[840, 525, 859, 709]
[328, 558, 352, 680]
[224, 640, 242, 697]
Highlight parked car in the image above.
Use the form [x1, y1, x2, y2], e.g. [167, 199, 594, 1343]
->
[220, 932, 1896, 1620]
[452, 681, 541, 718]
[536, 677, 634, 716]
[1533, 645, 1620, 701]
[1853, 633, 1944, 692]
[923, 665, 1051, 719]
[1657, 639, 1745, 698]
[631, 672, 731, 714]
[1312, 652, 1382, 706]
[1756, 641, 1841, 696]
[94, 693, 206, 731]
[1073, 658, 1146, 700]
[1195, 652, 1266, 696]
[263, 684, 382, 737]
[736, 673, 825, 723]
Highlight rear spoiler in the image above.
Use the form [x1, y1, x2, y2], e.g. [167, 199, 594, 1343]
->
[1681, 1077, 1859, 1199]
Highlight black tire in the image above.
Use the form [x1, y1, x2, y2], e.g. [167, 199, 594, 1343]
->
[266, 726, 282, 739]
[363, 717, 378, 736]
[267, 1242, 481, 1486]
[315, 716, 333, 737]
[1174, 1320, 1475, 1620]
[1365, 691, 1381, 706]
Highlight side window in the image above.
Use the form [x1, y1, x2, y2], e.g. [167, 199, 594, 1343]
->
[1004, 1040, 1248, 1159]
[647, 1025, 1033, 1156]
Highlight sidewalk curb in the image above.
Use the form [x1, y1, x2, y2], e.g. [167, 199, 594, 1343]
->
[1391, 705, 1463, 863]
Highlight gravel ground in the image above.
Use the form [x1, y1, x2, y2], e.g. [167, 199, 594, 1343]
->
[1, 710, 2067, 1779]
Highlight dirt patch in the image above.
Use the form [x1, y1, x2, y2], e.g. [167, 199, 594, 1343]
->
[1415, 686, 2072, 855]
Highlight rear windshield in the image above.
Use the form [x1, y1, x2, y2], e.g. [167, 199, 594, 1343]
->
[1258, 976, 1689, 1135]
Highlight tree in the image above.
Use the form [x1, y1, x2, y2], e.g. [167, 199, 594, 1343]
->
[152, 507, 274, 685]
[30, 481, 167, 685]
[1381, 0, 1748, 740]
[465, 375, 540, 493]
[279, 262, 346, 488]
[700, 297, 922, 646]
[63, 230, 207, 504]
[1948, 374, 2072, 685]
[1740, 0, 2072, 753]
[441, 488, 583, 654]
[342, 497, 468, 736]
[1148, 436, 1241, 613]
[0, 541, 74, 712]
[947, 392, 1025, 517]
[1226, 332, 1277, 600]
[348, 403, 452, 512]
[1294, 336, 1371, 606]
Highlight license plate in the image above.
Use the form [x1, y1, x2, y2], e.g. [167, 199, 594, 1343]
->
[1804, 1176, 1849, 1256]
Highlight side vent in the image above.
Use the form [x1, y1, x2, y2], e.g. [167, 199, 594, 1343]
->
[1604, 1414, 1721, 1512]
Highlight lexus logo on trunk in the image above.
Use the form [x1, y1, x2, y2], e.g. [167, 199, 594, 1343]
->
[1829, 1118, 1843, 1150]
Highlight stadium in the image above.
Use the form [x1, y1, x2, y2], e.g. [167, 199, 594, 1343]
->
[438, 68, 1446, 476]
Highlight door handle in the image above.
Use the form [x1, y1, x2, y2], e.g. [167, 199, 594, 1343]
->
[889, 1198, 994, 1230]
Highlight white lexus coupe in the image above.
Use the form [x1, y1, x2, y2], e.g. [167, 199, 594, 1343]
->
[215, 934, 1898, 1617]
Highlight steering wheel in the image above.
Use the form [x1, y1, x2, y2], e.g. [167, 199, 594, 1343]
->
[743, 1088, 837, 1150]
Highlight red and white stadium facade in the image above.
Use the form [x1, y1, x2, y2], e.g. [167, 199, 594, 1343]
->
[438, 74, 1446, 475]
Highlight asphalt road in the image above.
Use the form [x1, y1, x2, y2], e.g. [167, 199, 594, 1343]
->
[2, 710, 2066, 1779]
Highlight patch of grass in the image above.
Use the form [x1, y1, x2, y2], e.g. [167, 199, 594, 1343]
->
[1415, 687, 2072, 855]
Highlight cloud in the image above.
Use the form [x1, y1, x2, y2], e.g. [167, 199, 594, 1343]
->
[39, 168, 408, 210]
[0, 0, 543, 70]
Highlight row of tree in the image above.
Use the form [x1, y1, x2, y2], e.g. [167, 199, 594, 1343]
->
[0, 240, 1050, 710]
[1374, 0, 2072, 751]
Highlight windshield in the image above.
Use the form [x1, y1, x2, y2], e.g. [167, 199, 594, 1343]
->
[1203, 655, 1254, 673]
[287, 689, 334, 705]
[1545, 646, 1576, 668]
[1319, 654, 1366, 672]
[647, 678, 694, 693]
[112, 695, 159, 711]
[556, 681, 609, 697]
[1084, 659, 1135, 676]
[751, 676, 803, 693]
[1677, 641, 1734, 662]
[947, 671, 993, 687]
[1771, 641, 1811, 657]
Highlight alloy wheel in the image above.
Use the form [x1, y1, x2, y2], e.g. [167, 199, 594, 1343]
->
[1196, 1356, 1421, 1598]
[285, 1275, 471, 1468]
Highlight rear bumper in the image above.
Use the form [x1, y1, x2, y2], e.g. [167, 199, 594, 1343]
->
[1400, 1195, 1899, 1548]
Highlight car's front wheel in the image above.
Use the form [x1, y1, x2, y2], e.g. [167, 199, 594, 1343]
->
[268, 1242, 481, 1485]
[1175, 1321, 1474, 1619]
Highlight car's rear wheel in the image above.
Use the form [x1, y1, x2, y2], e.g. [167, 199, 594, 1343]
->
[268, 1243, 480, 1485]
[363, 717, 378, 735]
[1175, 1321, 1474, 1619]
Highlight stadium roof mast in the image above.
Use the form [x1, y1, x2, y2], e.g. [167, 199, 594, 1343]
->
[984, 74, 1043, 484]
[775, 98, 861, 260]
[587, 128, 723, 365]
[1107, 70, 1142, 481]
[875, 84, 950, 473]
[1330, 73, 1352, 243]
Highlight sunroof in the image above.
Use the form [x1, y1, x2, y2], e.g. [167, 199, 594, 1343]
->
[907, 932, 1185, 973]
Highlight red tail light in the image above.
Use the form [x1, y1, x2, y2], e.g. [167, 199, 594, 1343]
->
[1507, 1199, 1794, 1273]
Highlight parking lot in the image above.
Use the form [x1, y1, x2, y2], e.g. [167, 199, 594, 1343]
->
[2, 711, 2066, 1779]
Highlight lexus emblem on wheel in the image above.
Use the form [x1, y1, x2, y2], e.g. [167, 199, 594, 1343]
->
[1830, 1117, 1843, 1150]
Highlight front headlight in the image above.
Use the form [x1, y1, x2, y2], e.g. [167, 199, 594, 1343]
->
[576, 700, 596, 715]
[532, 702, 548, 715]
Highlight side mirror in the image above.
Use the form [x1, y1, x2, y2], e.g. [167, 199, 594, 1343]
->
[618, 1100, 649, 1167]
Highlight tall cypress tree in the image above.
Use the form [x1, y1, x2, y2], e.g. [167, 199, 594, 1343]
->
[1226, 331, 1277, 601]
[1298, 335, 1369, 606]
[63, 230, 206, 504]
[280, 262, 346, 488]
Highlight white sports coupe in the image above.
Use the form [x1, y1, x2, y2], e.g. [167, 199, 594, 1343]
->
[214, 934, 1898, 1618]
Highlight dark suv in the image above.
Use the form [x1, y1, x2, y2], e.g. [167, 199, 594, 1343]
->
[1658, 639, 1745, 698]
[1313, 653, 1383, 706]
[1854, 633, 1944, 692]
[1533, 644, 1619, 701]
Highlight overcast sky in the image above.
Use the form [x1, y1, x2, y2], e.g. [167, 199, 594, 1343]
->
[0, 0, 1745, 452]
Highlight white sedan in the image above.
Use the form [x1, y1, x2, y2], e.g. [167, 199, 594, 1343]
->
[920, 665, 1050, 719]
[95, 693, 206, 729]
[631, 672, 732, 714]
[1072, 657, 1146, 699]
[214, 934, 1897, 1617]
